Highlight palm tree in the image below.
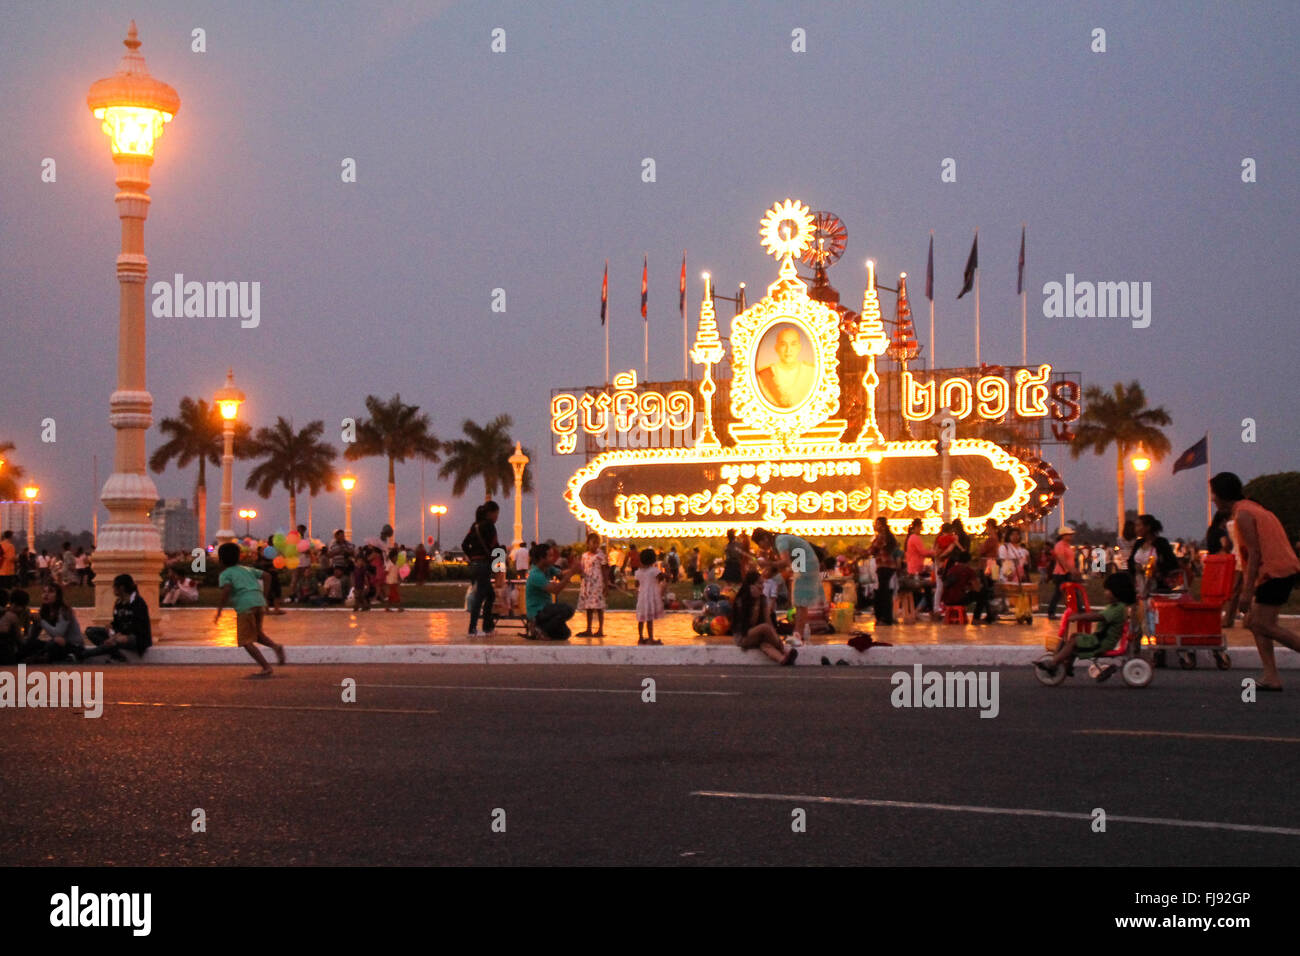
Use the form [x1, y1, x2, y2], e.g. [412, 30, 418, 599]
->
[149, 397, 251, 546]
[439, 415, 535, 501]
[244, 418, 339, 528]
[343, 394, 441, 534]
[1069, 381, 1171, 535]
[0, 440, 26, 501]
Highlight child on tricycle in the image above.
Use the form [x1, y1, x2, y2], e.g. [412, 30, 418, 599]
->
[1035, 573, 1139, 684]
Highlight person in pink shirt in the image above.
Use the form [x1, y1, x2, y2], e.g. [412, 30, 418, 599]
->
[1211, 472, 1300, 691]
[904, 518, 932, 576]
[1046, 527, 1078, 621]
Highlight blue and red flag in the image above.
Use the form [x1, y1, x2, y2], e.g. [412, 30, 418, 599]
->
[641, 255, 648, 320]
[925, 233, 933, 301]
[600, 260, 608, 326]
[679, 252, 686, 318]
[1172, 436, 1208, 474]
[1017, 226, 1026, 295]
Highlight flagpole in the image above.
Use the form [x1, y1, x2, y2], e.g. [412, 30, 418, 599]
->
[974, 228, 981, 367]
[928, 230, 936, 368]
[1020, 223, 1027, 366]
[604, 260, 610, 384]
[1206, 432, 1212, 526]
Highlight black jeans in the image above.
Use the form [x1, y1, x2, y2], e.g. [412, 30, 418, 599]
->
[874, 567, 896, 624]
[468, 561, 495, 633]
[1046, 573, 1070, 618]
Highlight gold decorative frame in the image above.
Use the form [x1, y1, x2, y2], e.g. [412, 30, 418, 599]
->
[728, 261, 842, 445]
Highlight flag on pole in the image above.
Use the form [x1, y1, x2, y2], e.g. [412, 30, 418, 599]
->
[1017, 226, 1026, 295]
[679, 252, 686, 318]
[600, 260, 608, 325]
[1172, 435, 1209, 474]
[925, 233, 934, 301]
[957, 232, 978, 299]
[641, 255, 648, 320]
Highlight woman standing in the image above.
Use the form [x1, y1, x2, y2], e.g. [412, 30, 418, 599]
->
[576, 532, 609, 637]
[998, 528, 1030, 584]
[465, 501, 502, 636]
[721, 530, 744, 585]
[868, 516, 898, 626]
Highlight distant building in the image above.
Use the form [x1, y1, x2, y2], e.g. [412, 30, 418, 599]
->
[0, 500, 42, 548]
[152, 498, 198, 553]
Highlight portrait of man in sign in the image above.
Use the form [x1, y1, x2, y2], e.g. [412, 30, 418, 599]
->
[755, 322, 816, 410]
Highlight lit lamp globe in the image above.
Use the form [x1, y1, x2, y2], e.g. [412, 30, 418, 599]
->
[86, 21, 178, 625]
[22, 484, 38, 550]
[340, 474, 357, 542]
[1132, 447, 1151, 513]
[213, 372, 244, 543]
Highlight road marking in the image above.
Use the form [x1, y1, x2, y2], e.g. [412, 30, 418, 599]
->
[356, 683, 739, 696]
[691, 790, 1300, 837]
[111, 701, 438, 715]
[678, 673, 894, 681]
[1077, 730, 1300, 744]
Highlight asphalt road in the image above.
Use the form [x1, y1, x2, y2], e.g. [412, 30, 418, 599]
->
[1, 663, 1296, 866]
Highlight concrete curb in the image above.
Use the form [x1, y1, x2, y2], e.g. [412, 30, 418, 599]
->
[139, 644, 1297, 668]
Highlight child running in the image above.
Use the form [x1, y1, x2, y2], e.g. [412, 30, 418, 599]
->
[215, 542, 286, 676]
[634, 547, 664, 645]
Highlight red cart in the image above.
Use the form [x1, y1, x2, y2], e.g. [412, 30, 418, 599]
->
[1147, 553, 1235, 670]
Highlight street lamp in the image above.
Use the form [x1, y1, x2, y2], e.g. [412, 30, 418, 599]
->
[22, 484, 38, 551]
[214, 370, 244, 544]
[238, 508, 257, 537]
[508, 442, 529, 548]
[340, 474, 357, 542]
[1132, 445, 1151, 515]
[429, 504, 447, 553]
[87, 22, 178, 625]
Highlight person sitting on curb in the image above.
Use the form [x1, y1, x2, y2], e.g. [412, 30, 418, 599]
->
[1035, 572, 1136, 682]
[82, 574, 153, 662]
[732, 570, 797, 665]
[24, 583, 84, 663]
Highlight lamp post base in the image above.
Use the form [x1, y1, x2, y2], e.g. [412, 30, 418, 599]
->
[91, 547, 165, 630]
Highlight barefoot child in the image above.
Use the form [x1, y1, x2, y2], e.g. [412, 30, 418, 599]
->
[635, 547, 664, 645]
[215, 542, 286, 676]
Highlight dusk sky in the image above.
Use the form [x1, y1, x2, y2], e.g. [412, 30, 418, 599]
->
[2, 1, 1296, 545]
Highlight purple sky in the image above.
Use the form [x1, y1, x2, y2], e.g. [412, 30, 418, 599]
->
[2, 1, 1296, 545]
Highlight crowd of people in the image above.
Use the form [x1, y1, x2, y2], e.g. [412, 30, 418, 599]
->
[3, 471, 1295, 681]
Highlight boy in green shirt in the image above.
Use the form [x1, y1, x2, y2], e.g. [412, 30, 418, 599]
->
[214, 542, 286, 676]
[1036, 572, 1136, 682]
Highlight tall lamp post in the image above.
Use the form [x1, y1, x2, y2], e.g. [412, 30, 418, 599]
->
[214, 370, 244, 544]
[429, 505, 446, 553]
[508, 442, 529, 548]
[1132, 446, 1151, 515]
[87, 22, 178, 624]
[238, 508, 257, 538]
[22, 484, 39, 552]
[340, 474, 356, 541]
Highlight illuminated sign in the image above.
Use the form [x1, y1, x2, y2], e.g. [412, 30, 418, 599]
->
[552, 370, 695, 454]
[562, 198, 1070, 537]
[565, 438, 1032, 537]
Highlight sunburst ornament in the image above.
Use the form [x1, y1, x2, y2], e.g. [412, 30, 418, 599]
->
[759, 199, 815, 261]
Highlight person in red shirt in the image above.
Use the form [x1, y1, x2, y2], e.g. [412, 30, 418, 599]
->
[1046, 527, 1078, 620]
[1212, 472, 1300, 691]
